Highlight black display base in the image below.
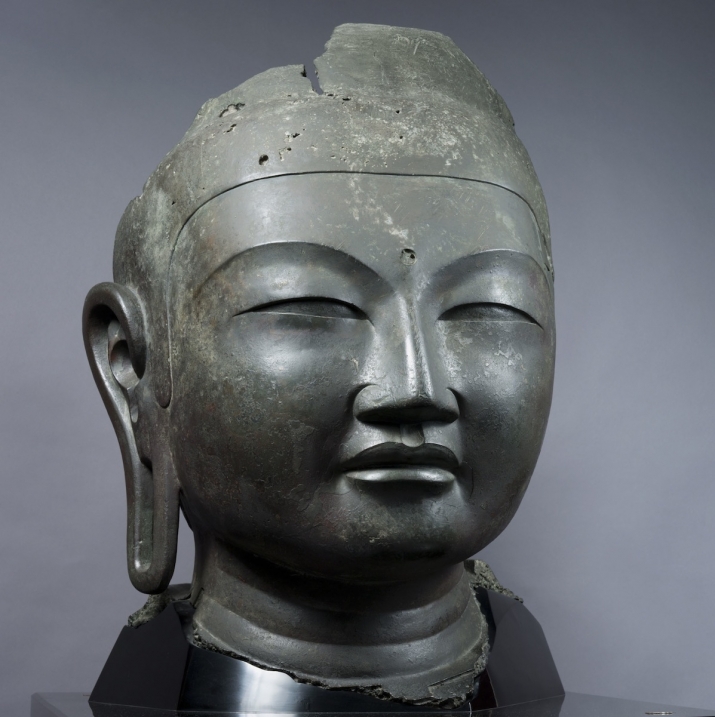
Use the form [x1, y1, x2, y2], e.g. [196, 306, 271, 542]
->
[86, 588, 562, 714]
[31, 692, 715, 717]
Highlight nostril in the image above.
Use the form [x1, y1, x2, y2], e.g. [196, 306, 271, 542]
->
[353, 385, 459, 425]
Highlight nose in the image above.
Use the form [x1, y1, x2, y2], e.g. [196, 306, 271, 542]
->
[354, 302, 459, 425]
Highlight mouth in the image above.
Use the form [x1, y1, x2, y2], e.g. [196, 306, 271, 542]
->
[340, 443, 459, 485]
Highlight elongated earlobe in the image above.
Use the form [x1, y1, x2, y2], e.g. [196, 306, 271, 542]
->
[83, 282, 178, 594]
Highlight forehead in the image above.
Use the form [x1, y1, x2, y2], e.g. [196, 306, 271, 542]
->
[173, 173, 548, 290]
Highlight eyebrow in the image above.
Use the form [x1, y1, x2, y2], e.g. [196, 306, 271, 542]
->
[431, 249, 553, 295]
[195, 240, 385, 295]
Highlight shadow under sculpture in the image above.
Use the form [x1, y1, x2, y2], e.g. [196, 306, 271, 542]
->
[83, 23, 562, 713]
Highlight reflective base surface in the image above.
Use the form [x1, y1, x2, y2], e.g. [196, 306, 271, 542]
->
[30, 692, 715, 717]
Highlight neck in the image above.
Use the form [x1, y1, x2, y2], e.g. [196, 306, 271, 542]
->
[189, 535, 489, 705]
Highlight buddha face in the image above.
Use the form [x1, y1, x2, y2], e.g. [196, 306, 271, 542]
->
[167, 173, 554, 583]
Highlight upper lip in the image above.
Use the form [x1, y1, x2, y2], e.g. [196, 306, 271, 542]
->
[341, 443, 460, 472]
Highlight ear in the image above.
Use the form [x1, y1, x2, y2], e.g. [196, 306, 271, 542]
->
[83, 282, 179, 594]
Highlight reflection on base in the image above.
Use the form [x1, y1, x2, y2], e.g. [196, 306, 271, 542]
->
[31, 692, 715, 717]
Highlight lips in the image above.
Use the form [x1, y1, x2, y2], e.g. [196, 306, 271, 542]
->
[341, 443, 459, 484]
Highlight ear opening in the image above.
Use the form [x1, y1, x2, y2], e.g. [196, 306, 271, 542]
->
[83, 282, 178, 594]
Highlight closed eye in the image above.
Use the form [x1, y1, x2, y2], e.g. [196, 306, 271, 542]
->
[237, 298, 368, 320]
[440, 302, 540, 327]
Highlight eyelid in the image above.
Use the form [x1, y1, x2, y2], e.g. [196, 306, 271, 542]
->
[439, 302, 542, 328]
[235, 297, 369, 320]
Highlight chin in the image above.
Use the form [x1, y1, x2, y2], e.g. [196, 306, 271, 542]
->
[249, 514, 483, 583]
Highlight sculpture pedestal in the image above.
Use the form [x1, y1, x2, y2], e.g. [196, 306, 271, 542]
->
[86, 589, 562, 713]
[31, 692, 715, 717]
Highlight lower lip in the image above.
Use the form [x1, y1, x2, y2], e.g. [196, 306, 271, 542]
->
[344, 467, 456, 484]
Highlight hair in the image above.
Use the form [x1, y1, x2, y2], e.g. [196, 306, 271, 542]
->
[114, 23, 552, 407]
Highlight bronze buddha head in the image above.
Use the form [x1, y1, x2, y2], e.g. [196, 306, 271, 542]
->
[83, 23, 555, 706]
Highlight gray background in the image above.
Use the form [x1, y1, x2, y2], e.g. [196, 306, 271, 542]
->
[1, 0, 714, 713]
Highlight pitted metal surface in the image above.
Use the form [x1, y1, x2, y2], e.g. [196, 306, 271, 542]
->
[83, 23, 555, 707]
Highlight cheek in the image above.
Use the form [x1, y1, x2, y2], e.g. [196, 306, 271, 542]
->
[219, 316, 370, 442]
[442, 322, 554, 513]
[169, 316, 370, 530]
[442, 321, 553, 417]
